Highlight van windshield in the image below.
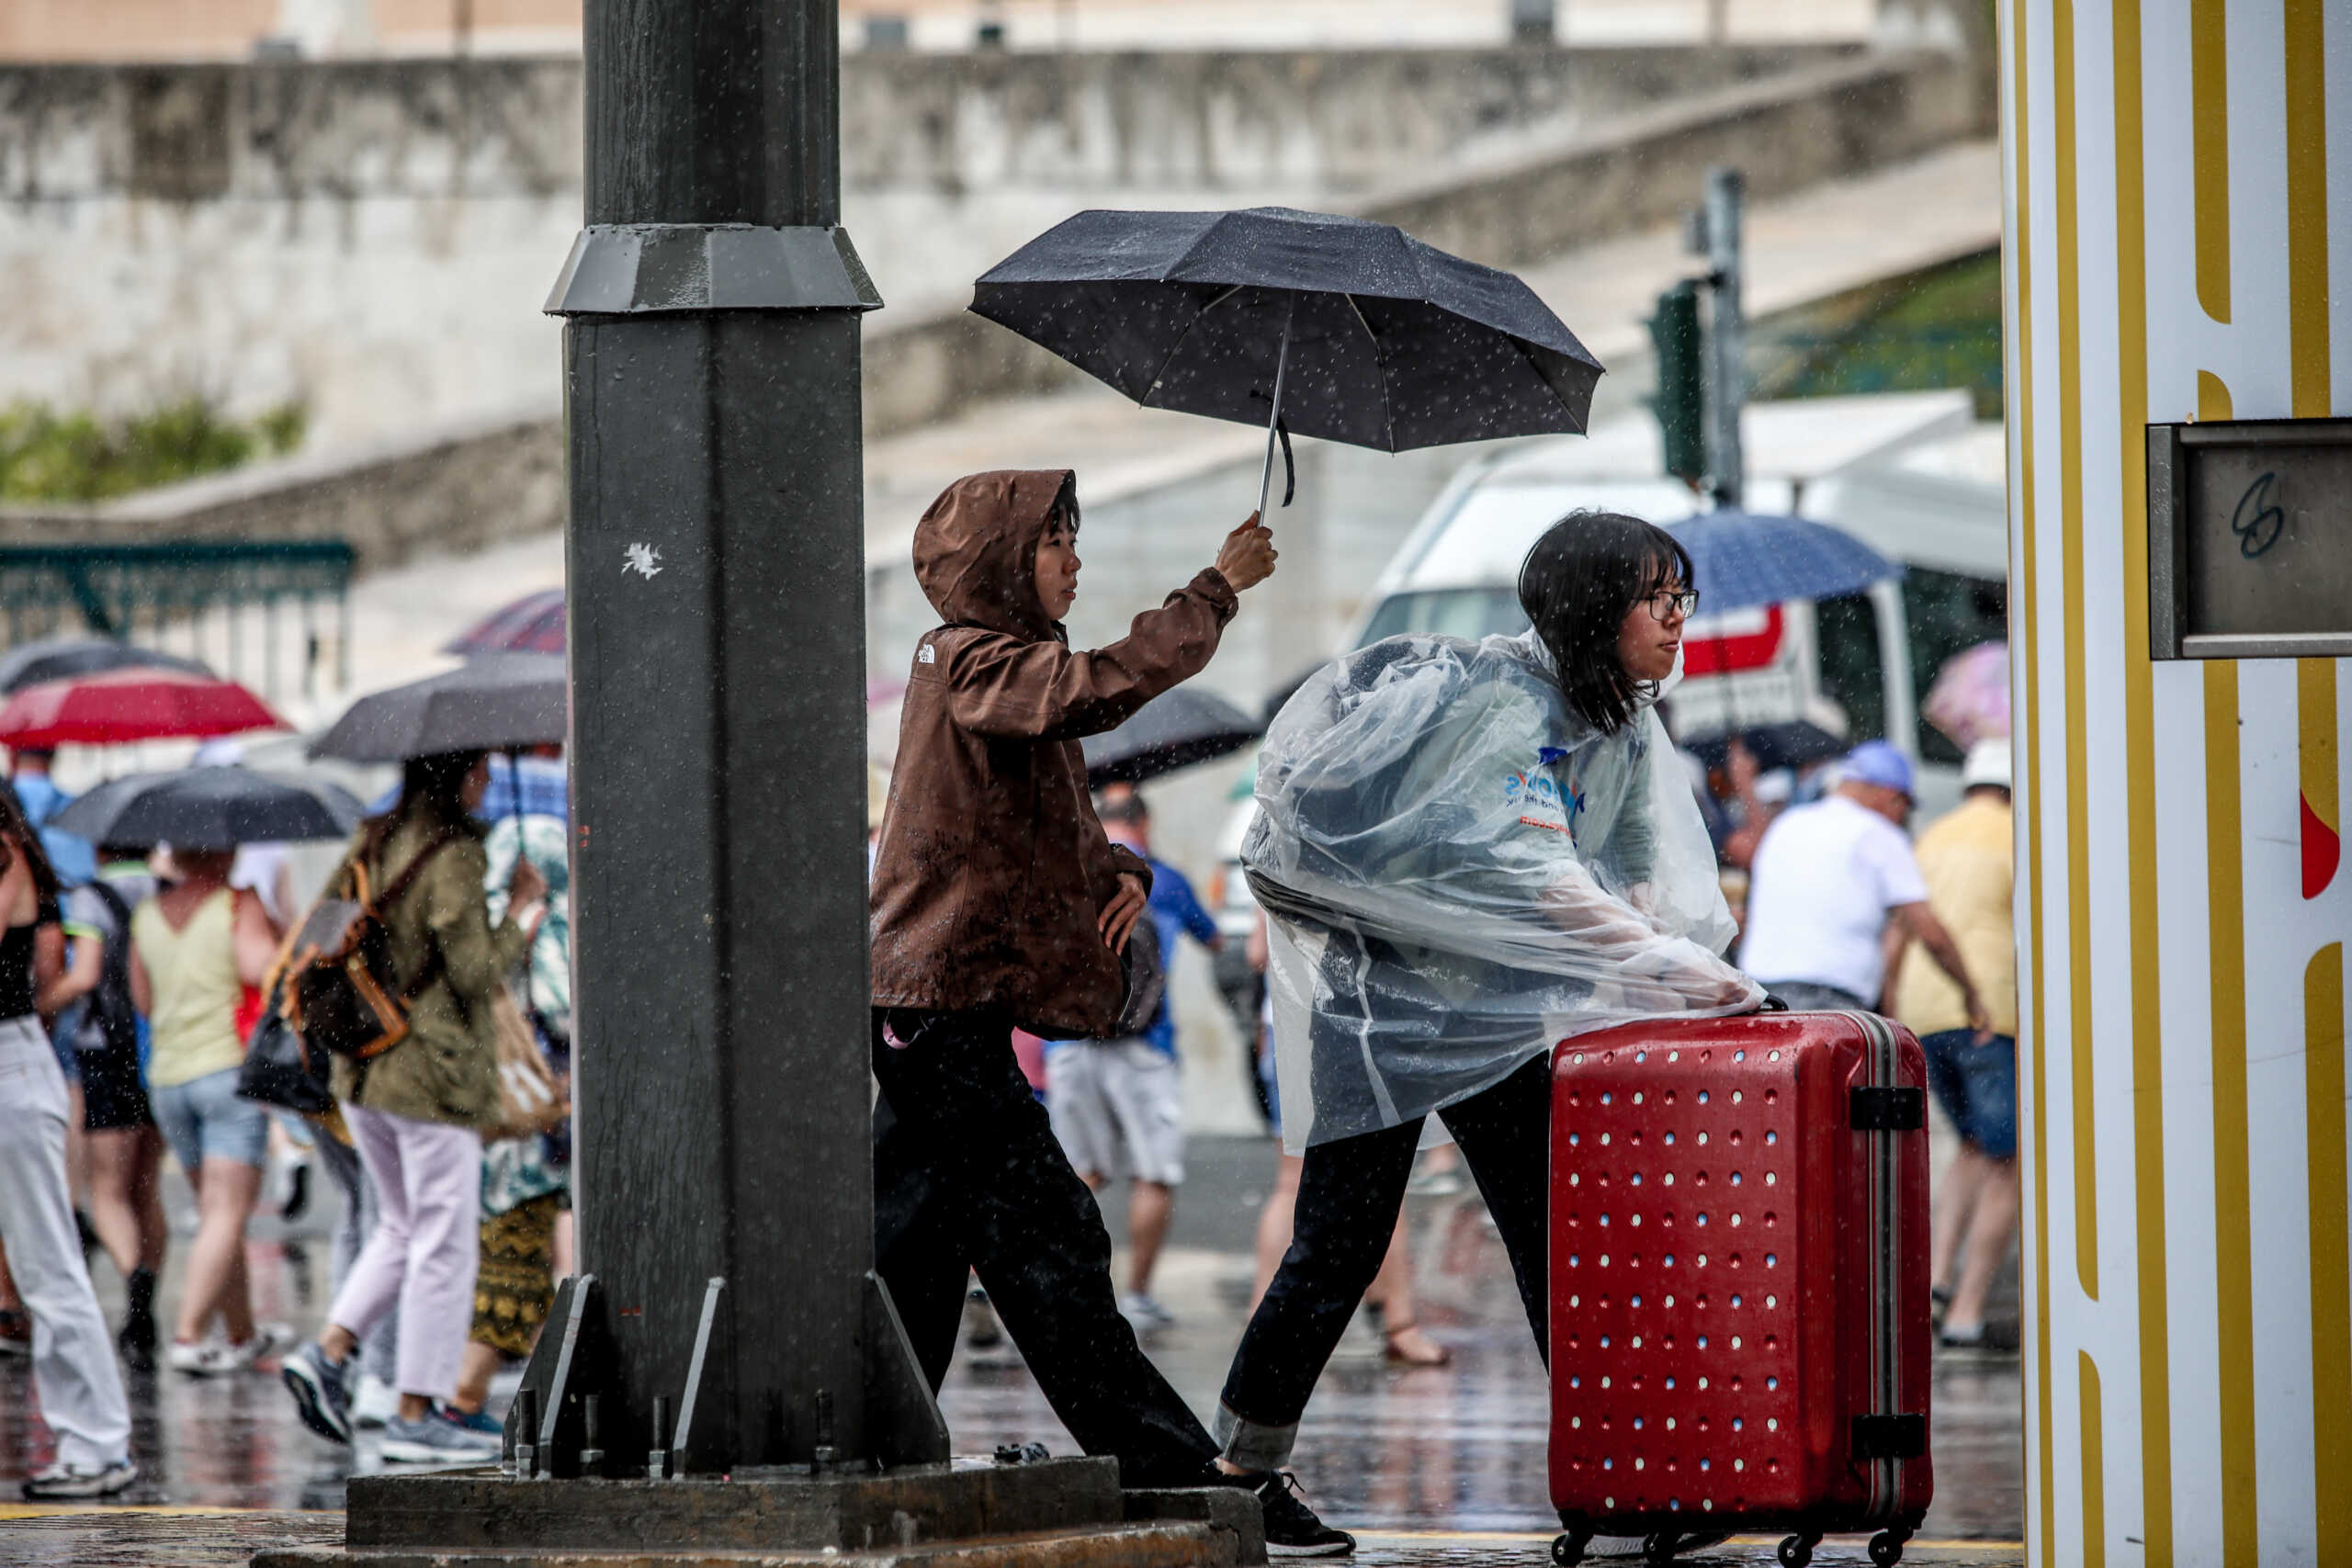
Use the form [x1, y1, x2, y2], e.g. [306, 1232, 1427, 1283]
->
[1355, 588, 1530, 649]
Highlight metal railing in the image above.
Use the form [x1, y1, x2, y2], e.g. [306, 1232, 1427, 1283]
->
[0, 540, 356, 702]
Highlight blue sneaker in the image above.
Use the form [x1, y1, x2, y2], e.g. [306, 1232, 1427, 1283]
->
[381, 1406, 501, 1464]
[441, 1404, 503, 1439]
[281, 1341, 353, 1445]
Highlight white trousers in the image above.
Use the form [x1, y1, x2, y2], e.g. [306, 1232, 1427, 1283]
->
[0, 1015, 131, 1469]
[328, 1103, 481, 1400]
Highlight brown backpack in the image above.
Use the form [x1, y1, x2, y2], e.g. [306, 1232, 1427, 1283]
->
[281, 824, 463, 1061]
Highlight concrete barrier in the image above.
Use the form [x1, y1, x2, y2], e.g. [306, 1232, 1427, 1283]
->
[0, 405, 564, 572]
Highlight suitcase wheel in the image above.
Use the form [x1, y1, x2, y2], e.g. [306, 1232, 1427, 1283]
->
[1777, 1533, 1822, 1568]
[1643, 1531, 1684, 1565]
[1550, 1529, 1590, 1566]
[1868, 1527, 1914, 1566]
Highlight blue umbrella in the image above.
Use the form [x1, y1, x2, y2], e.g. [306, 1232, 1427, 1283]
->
[1664, 511, 1901, 615]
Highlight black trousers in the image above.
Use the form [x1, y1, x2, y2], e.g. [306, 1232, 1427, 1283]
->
[871, 1007, 1218, 1486]
[1214, 1052, 1554, 1468]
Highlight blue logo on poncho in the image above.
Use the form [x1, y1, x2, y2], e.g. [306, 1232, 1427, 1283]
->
[1538, 746, 1569, 766]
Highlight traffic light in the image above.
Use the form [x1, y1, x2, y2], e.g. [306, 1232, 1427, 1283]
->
[1648, 279, 1705, 484]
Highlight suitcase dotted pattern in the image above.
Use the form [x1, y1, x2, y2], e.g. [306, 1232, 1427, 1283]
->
[1551, 1042, 1805, 1520]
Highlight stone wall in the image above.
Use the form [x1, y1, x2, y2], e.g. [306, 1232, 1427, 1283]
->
[861, 47, 1992, 434]
[0, 42, 1852, 446]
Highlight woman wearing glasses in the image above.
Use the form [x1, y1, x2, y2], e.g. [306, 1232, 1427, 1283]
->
[1212, 512, 1759, 1522]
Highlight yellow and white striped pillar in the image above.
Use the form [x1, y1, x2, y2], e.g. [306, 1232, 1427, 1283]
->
[2004, 1, 2350, 1563]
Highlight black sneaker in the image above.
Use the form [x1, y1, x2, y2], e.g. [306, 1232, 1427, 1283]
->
[1213, 1467, 1355, 1558]
[119, 1267, 157, 1371]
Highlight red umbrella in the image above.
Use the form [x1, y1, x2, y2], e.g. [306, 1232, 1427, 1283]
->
[443, 588, 566, 658]
[0, 668, 284, 749]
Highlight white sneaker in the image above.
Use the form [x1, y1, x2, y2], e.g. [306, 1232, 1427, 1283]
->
[352, 1373, 400, 1429]
[1119, 1292, 1176, 1328]
[166, 1338, 238, 1376]
[228, 1321, 300, 1368]
[21, 1458, 139, 1500]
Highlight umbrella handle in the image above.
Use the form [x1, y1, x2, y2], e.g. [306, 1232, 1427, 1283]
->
[1255, 299, 1295, 525]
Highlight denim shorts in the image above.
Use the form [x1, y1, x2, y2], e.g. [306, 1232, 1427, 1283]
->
[151, 1066, 269, 1174]
[1921, 1029, 2018, 1161]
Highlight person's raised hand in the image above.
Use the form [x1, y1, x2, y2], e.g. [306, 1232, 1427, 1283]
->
[1214, 515, 1278, 592]
[1099, 872, 1148, 953]
[507, 856, 547, 911]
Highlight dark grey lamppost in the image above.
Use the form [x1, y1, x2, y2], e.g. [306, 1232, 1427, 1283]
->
[541, 0, 927, 1473]
[300, 7, 1258, 1557]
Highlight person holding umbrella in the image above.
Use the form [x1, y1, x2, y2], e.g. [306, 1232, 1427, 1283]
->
[128, 835, 288, 1375]
[867, 470, 1354, 1554]
[280, 750, 545, 1464]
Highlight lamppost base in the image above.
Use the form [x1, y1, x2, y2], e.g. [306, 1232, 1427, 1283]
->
[249, 1460, 1265, 1568]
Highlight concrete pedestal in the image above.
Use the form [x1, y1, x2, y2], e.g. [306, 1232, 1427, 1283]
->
[250, 1459, 1264, 1568]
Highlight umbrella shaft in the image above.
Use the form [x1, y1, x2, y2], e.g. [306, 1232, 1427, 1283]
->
[1256, 302, 1294, 525]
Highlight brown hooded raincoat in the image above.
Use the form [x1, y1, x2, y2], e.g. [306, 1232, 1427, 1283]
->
[869, 469, 1238, 1038]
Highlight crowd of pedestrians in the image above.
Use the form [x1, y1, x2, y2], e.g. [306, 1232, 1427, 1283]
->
[0, 737, 573, 1496]
[0, 474, 2020, 1550]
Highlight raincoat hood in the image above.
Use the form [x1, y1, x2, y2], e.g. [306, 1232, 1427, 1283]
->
[912, 469, 1076, 642]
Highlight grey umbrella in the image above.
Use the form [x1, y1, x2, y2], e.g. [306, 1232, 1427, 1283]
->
[0, 637, 211, 694]
[51, 767, 363, 852]
[310, 652, 567, 762]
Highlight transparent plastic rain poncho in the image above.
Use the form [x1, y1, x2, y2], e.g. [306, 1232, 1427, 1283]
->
[1244, 630, 1764, 1151]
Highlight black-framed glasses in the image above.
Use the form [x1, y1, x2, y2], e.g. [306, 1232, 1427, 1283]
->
[1645, 588, 1700, 622]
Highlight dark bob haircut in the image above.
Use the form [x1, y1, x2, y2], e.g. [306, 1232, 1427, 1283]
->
[1517, 509, 1695, 735]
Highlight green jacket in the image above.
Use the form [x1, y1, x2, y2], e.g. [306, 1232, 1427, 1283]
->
[329, 814, 531, 1130]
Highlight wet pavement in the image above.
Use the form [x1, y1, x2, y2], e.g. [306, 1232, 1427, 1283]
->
[0, 1137, 2023, 1564]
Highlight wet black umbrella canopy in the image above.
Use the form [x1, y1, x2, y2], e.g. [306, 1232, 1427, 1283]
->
[52, 767, 363, 852]
[974, 207, 1603, 513]
[1082, 686, 1264, 786]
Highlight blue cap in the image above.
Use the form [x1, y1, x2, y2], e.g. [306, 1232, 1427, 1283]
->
[1842, 739, 1915, 795]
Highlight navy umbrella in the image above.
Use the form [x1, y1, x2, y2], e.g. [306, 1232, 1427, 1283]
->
[52, 767, 363, 852]
[1083, 687, 1263, 786]
[974, 207, 1603, 520]
[1665, 511, 1901, 616]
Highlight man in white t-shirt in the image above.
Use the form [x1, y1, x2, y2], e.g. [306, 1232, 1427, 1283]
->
[1739, 740, 1988, 1029]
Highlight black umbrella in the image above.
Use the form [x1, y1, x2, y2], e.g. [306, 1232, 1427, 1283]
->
[973, 207, 1603, 521]
[0, 637, 211, 695]
[1083, 687, 1264, 786]
[310, 653, 566, 762]
[51, 767, 363, 852]
[1686, 720, 1850, 776]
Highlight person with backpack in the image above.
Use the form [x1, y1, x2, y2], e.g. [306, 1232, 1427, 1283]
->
[49, 843, 164, 1368]
[279, 749, 544, 1465]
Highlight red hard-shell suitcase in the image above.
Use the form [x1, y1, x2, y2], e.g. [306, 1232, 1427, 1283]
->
[1546, 1010, 1932, 1568]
